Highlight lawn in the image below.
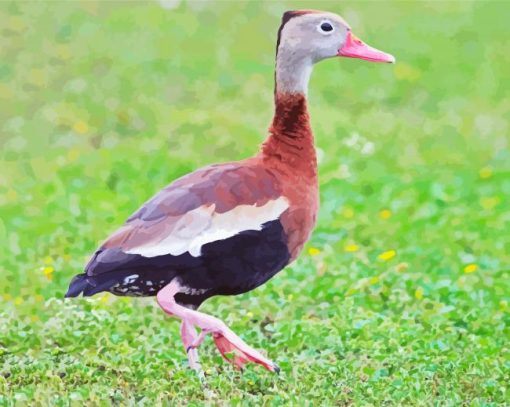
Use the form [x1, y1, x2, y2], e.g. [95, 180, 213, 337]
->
[1, 0, 509, 405]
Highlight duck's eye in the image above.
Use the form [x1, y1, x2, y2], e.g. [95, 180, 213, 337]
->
[319, 22, 334, 33]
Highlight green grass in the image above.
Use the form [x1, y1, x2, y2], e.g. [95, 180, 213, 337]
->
[1, 0, 510, 405]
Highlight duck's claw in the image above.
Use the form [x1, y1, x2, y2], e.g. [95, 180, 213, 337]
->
[212, 332, 278, 373]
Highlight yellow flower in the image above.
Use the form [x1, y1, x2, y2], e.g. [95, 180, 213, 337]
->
[308, 247, 321, 256]
[0, 84, 13, 99]
[378, 250, 396, 261]
[73, 121, 89, 134]
[395, 262, 409, 272]
[56, 45, 71, 61]
[100, 293, 109, 304]
[479, 166, 493, 179]
[15, 297, 24, 305]
[394, 63, 421, 82]
[9, 16, 26, 33]
[414, 288, 424, 300]
[464, 264, 478, 274]
[344, 243, 359, 253]
[369, 276, 380, 285]
[42, 266, 54, 280]
[379, 209, 392, 220]
[28, 69, 48, 88]
[6, 189, 17, 201]
[480, 196, 500, 210]
[67, 148, 80, 162]
[345, 287, 357, 296]
[342, 207, 354, 219]
[246, 311, 254, 319]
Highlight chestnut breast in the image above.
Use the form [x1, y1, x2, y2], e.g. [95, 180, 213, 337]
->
[259, 93, 319, 262]
[280, 171, 319, 261]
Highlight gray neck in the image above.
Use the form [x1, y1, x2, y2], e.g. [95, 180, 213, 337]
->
[275, 48, 313, 95]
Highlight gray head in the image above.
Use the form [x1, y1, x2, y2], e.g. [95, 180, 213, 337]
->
[275, 10, 395, 94]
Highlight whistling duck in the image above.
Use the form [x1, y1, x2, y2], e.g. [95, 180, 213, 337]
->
[66, 10, 395, 374]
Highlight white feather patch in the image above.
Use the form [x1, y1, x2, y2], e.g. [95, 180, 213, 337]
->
[126, 197, 289, 258]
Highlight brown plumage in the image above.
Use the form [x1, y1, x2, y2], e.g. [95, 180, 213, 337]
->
[102, 163, 283, 251]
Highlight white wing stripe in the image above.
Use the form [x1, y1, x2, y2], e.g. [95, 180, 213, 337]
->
[125, 197, 289, 258]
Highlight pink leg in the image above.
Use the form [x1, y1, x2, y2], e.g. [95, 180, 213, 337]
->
[180, 321, 203, 373]
[157, 280, 279, 373]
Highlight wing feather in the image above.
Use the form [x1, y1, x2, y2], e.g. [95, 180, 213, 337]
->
[88, 162, 287, 273]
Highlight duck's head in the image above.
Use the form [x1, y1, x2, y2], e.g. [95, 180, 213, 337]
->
[277, 10, 395, 64]
[275, 10, 395, 93]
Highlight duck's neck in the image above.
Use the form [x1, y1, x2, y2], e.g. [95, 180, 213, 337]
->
[260, 92, 317, 177]
[274, 49, 313, 95]
[260, 53, 316, 178]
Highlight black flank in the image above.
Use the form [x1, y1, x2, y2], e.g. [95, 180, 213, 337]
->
[65, 220, 290, 308]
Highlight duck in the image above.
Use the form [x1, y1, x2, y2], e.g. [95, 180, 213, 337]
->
[66, 9, 395, 374]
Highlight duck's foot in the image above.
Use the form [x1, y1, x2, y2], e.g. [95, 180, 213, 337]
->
[212, 331, 280, 373]
[158, 281, 279, 374]
[188, 323, 279, 373]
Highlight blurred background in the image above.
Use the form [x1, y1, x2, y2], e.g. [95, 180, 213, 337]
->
[1, 0, 509, 404]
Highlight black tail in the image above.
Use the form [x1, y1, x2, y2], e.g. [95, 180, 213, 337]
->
[65, 249, 128, 298]
[65, 272, 121, 297]
[65, 247, 184, 298]
[64, 273, 89, 297]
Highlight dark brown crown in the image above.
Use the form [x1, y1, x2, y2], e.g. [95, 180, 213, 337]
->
[275, 10, 321, 56]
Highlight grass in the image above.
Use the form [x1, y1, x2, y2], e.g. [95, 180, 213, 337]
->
[1, 0, 510, 405]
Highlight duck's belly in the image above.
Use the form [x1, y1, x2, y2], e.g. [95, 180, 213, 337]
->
[174, 219, 290, 307]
